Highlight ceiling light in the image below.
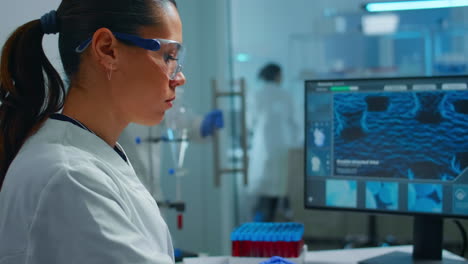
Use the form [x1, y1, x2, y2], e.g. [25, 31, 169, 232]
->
[365, 0, 468, 12]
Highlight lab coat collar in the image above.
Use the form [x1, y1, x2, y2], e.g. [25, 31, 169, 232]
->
[49, 113, 129, 163]
[24, 118, 135, 176]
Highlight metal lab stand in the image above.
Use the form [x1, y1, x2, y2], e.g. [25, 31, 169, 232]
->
[211, 78, 249, 187]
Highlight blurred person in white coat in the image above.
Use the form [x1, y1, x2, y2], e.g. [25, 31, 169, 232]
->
[247, 63, 298, 222]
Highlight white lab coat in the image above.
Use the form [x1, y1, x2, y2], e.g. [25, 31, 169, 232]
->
[118, 123, 164, 200]
[247, 83, 298, 197]
[0, 119, 174, 264]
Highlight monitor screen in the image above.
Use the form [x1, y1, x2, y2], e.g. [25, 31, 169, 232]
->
[305, 76, 468, 218]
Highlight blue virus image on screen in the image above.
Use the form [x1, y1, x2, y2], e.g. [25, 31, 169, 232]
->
[366, 181, 399, 210]
[326, 179, 357, 207]
[333, 91, 468, 181]
[408, 183, 443, 213]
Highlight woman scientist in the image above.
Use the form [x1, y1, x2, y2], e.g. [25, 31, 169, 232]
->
[0, 0, 184, 263]
[248, 63, 298, 222]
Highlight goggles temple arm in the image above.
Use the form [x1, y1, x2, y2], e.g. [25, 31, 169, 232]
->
[75, 32, 162, 53]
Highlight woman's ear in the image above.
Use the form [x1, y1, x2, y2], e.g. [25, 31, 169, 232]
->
[90, 28, 119, 70]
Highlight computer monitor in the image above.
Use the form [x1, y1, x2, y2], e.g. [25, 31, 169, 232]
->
[304, 76, 468, 263]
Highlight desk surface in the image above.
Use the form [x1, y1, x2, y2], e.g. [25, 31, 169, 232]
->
[184, 246, 467, 264]
[305, 245, 466, 263]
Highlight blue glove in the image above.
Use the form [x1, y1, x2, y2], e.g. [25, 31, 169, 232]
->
[200, 109, 224, 137]
[259, 256, 296, 264]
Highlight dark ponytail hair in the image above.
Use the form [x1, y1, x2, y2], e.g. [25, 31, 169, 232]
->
[0, 20, 65, 184]
[0, 0, 177, 189]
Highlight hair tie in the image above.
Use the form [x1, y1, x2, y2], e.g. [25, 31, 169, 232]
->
[40, 10, 59, 35]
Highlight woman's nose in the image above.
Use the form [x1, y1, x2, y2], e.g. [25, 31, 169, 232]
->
[170, 72, 186, 87]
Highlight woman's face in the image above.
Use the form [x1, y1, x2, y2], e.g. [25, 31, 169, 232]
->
[114, 3, 186, 126]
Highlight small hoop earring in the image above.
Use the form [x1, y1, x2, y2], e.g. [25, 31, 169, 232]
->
[107, 64, 113, 81]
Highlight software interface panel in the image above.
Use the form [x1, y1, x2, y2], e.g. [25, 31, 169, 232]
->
[305, 77, 468, 216]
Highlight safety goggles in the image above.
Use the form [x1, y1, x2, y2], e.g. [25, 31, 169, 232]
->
[75, 32, 185, 80]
